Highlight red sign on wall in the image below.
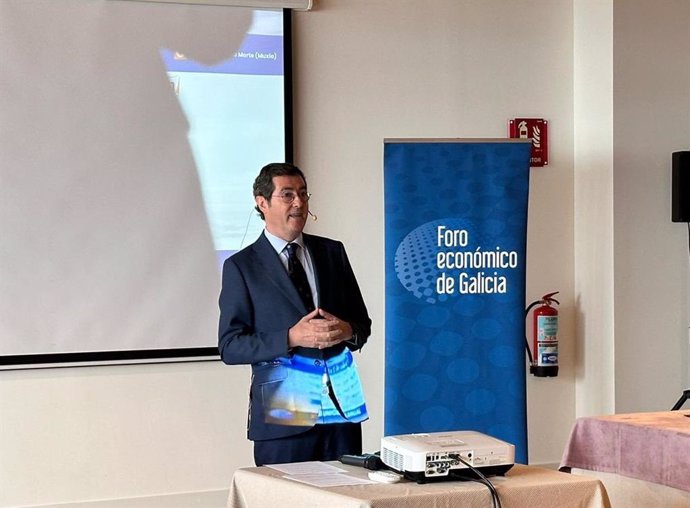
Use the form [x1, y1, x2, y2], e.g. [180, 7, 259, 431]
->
[509, 118, 548, 167]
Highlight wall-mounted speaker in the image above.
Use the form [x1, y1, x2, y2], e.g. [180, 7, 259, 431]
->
[672, 151, 690, 222]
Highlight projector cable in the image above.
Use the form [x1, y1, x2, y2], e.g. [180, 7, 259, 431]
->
[450, 454, 502, 508]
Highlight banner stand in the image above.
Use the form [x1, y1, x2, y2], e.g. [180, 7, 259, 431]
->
[383, 138, 532, 463]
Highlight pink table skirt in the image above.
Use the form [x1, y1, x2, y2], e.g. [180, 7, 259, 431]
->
[560, 410, 690, 492]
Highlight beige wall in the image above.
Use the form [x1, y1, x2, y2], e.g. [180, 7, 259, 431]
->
[572, 0, 690, 422]
[292, 0, 576, 467]
[572, 0, 690, 426]
[612, 0, 690, 411]
[573, 0, 615, 417]
[3, 0, 687, 505]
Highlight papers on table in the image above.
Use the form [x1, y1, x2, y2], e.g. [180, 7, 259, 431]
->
[266, 461, 375, 487]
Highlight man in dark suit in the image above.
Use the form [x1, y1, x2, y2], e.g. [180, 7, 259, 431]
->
[218, 162, 371, 466]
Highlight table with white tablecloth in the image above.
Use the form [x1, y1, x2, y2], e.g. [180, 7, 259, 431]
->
[228, 461, 610, 508]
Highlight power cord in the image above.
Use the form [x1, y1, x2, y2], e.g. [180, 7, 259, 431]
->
[450, 454, 502, 508]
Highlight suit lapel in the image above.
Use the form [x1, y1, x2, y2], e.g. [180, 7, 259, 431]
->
[303, 234, 322, 299]
[251, 233, 307, 314]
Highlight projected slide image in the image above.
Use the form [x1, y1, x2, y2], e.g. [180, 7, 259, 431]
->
[162, 10, 286, 260]
[260, 350, 368, 426]
[0, 2, 289, 362]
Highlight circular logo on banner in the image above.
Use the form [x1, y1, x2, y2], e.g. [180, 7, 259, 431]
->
[394, 218, 476, 304]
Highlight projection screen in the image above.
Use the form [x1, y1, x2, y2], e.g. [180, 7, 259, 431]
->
[0, 0, 291, 368]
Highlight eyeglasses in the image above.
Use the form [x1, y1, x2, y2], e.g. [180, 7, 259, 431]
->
[271, 190, 311, 204]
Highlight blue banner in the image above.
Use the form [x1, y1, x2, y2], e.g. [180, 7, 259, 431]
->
[383, 139, 531, 463]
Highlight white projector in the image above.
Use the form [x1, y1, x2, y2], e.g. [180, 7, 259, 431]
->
[380, 430, 515, 483]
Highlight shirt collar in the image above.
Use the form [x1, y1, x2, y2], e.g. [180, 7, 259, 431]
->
[263, 229, 305, 255]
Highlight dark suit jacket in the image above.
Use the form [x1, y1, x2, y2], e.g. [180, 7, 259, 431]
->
[218, 232, 371, 441]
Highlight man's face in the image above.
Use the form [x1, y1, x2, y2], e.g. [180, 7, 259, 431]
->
[256, 175, 309, 241]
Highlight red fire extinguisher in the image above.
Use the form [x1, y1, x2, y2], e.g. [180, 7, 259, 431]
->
[525, 292, 559, 377]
